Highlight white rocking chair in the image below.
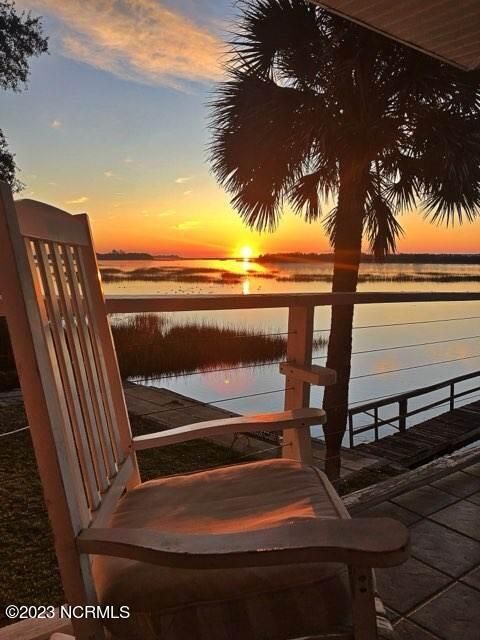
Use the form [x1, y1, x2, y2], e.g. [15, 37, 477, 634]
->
[0, 183, 409, 640]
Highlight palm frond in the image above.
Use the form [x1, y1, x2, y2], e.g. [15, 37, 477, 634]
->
[233, 0, 324, 83]
[210, 0, 480, 241]
[210, 72, 324, 231]
[383, 152, 421, 212]
[416, 111, 480, 225]
[289, 171, 322, 222]
[364, 191, 404, 258]
[289, 162, 338, 222]
[323, 206, 338, 247]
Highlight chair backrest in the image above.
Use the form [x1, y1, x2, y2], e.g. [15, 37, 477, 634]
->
[0, 183, 138, 541]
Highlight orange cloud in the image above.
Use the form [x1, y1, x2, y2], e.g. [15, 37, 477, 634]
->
[172, 220, 200, 231]
[22, 0, 223, 89]
[66, 196, 88, 204]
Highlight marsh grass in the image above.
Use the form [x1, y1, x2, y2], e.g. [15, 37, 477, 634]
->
[112, 314, 326, 380]
[100, 266, 226, 283]
[100, 265, 480, 284]
[0, 314, 324, 389]
[278, 272, 480, 283]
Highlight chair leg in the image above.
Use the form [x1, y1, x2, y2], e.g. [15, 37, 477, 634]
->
[349, 567, 378, 640]
[70, 619, 106, 640]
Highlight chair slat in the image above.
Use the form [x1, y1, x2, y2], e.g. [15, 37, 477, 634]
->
[35, 241, 101, 509]
[91, 455, 135, 529]
[74, 245, 125, 462]
[50, 243, 111, 491]
[61, 244, 118, 481]
[23, 238, 91, 524]
[43, 241, 110, 498]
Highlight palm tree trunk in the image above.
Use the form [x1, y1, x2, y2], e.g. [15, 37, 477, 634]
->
[323, 160, 368, 480]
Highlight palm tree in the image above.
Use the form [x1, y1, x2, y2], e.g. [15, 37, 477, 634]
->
[210, 0, 480, 478]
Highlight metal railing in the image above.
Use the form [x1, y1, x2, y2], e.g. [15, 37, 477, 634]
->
[1, 290, 480, 459]
[348, 370, 480, 447]
[104, 291, 480, 459]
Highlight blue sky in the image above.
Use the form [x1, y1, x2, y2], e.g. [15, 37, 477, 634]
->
[2, 0, 268, 255]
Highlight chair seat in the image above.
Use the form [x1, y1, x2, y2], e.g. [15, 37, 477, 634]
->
[92, 459, 352, 640]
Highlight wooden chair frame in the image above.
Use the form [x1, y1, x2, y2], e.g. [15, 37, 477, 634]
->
[0, 184, 409, 640]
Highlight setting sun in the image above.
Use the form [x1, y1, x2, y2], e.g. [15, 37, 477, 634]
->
[240, 246, 254, 260]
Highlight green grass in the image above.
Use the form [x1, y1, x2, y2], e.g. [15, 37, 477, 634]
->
[0, 403, 248, 625]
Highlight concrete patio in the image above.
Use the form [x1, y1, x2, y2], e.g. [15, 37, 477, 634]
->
[353, 459, 480, 639]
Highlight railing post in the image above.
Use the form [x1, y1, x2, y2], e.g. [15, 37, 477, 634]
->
[282, 305, 314, 464]
[399, 398, 407, 432]
[450, 383, 455, 411]
[348, 412, 354, 448]
[374, 407, 379, 441]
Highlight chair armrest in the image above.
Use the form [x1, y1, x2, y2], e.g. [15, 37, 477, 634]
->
[132, 408, 325, 450]
[78, 517, 409, 569]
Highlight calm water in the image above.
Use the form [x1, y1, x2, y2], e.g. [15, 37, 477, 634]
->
[100, 259, 480, 445]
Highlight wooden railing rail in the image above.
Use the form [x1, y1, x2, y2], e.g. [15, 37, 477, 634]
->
[348, 369, 480, 447]
[1, 290, 480, 316]
[104, 291, 480, 313]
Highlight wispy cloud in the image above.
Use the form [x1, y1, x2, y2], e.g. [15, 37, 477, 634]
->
[104, 170, 115, 178]
[175, 176, 193, 184]
[66, 196, 88, 204]
[172, 220, 200, 231]
[22, 0, 223, 89]
[51, 119, 62, 128]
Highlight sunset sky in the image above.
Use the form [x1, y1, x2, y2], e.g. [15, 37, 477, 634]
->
[1, 0, 478, 256]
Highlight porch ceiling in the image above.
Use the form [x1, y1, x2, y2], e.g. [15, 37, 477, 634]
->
[311, 1, 480, 70]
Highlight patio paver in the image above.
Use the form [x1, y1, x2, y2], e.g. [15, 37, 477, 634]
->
[375, 557, 451, 614]
[361, 500, 422, 526]
[429, 500, 480, 541]
[463, 461, 480, 477]
[410, 582, 480, 640]
[409, 518, 480, 577]
[393, 619, 439, 640]
[431, 470, 480, 498]
[355, 449, 480, 640]
[391, 485, 457, 516]
[460, 564, 480, 590]
[466, 490, 480, 505]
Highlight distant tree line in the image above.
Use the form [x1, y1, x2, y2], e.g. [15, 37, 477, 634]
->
[258, 253, 480, 264]
[96, 250, 155, 260]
